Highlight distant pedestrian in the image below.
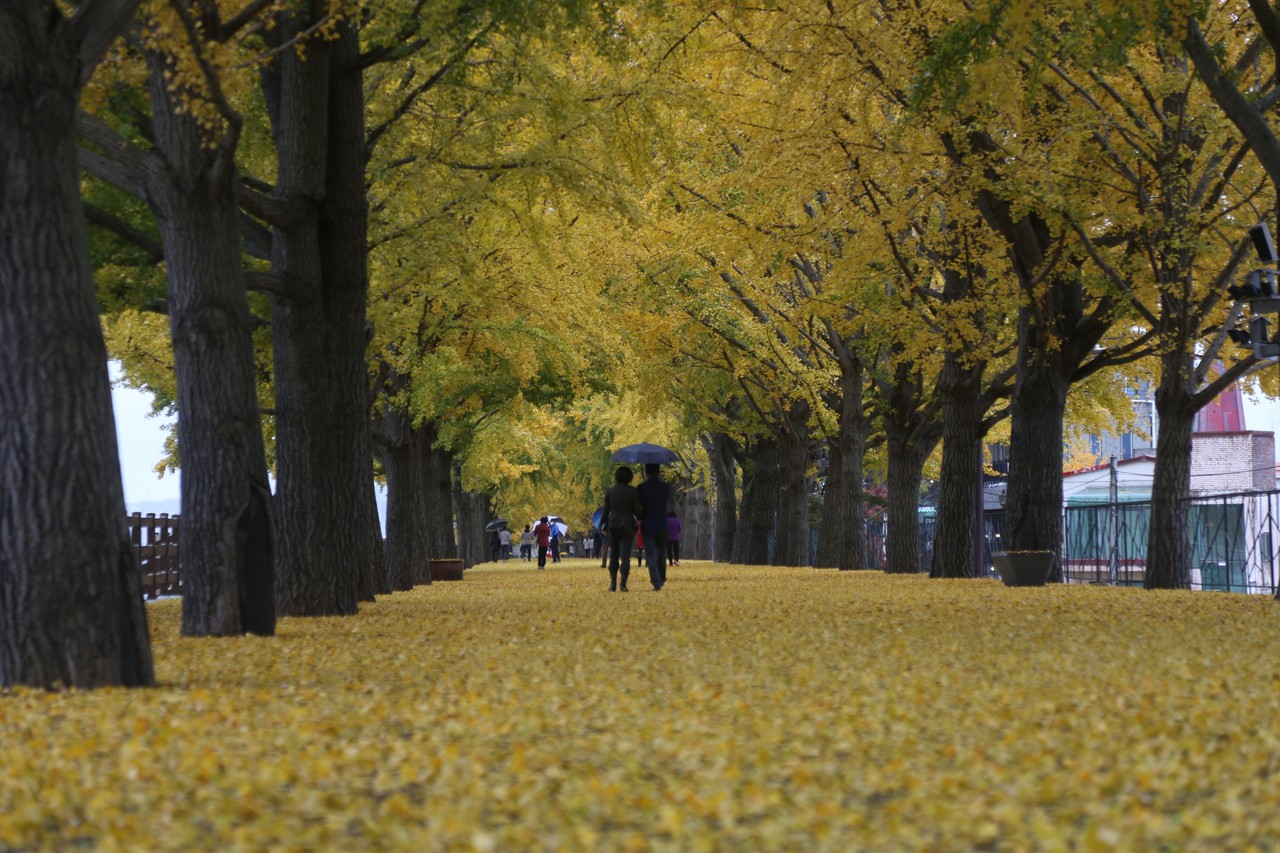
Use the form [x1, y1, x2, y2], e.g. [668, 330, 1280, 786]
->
[603, 466, 642, 591]
[635, 528, 645, 569]
[519, 525, 534, 560]
[667, 511, 682, 566]
[499, 527, 512, 561]
[637, 463, 671, 590]
[489, 530, 502, 563]
[550, 524, 562, 563]
[533, 516, 552, 570]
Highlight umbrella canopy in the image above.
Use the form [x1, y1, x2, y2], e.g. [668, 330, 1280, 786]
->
[610, 442, 679, 465]
[536, 516, 569, 537]
[591, 508, 604, 530]
[485, 518, 509, 532]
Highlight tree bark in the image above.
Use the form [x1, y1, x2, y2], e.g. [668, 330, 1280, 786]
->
[1004, 357, 1071, 581]
[145, 51, 276, 637]
[878, 359, 942, 574]
[424, 435, 457, 560]
[0, 5, 154, 688]
[816, 350, 868, 570]
[931, 351, 984, 579]
[673, 484, 713, 560]
[703, 432, 738, 562]
[381, 424, 431, 589]
[883, 422, 931, 573]
[733, 438, 778, 565]
[262, 15, 372, 616]
[323, 21, 381, 602]
[453, 475, 491, 569]
[1145, 361, 1198, 589]
[773, 400, 813, 567]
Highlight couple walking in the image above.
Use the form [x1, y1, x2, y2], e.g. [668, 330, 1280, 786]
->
[602, 463, 671, 591]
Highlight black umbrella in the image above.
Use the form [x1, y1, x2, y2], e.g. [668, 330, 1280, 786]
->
[485, 518, 509, 532]
[611, 442, 679, 465]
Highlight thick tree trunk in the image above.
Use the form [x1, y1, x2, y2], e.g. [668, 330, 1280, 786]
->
[1145, 377, 1196, 589]
[263, 17, 371, 616]
[703, 433, 738, 562]
[382, 425, 431, 589]
[733, 438, 778, 565]
[884, 426, 929, 573]
[1005, 366, 1070, 582]
[0, 10, 154, 688]
[774, 401, 813, 567]
[931, 353, 984, 579]
[816, 356, 868, 570]
[424, 431, 457, 560]
[453, 476, 491, 569]
[673, 485, 713, 560]
[322, 21, 380, 602]
[147, 56, 276, 637]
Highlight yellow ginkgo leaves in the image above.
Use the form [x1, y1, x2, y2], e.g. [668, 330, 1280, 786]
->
[2, 563, 1280, 851]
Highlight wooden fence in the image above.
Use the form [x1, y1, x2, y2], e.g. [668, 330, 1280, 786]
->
[129, 513, 180, 599]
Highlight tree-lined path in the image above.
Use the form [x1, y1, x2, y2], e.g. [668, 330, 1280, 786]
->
[1, 564, 1277, 850]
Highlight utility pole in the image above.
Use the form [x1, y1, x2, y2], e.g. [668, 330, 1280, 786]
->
[1108, 455, 1118, 585]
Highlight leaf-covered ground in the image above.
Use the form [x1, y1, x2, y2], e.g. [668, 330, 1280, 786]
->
[4, 561, 1280, 851]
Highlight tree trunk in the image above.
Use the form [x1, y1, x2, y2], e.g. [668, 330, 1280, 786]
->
[703, 432, 738, 562]
[673, 484, 713, 560]
[884, 424, 929, 573]
[733, 438, 778, 565]
[773, 401, 813, 567]
[931, 352, 984, 579]
[146, 53, 276, 637]
[322, 20, 381, 601]
[1145, 374, 1196, 589]
[382, 424, 431, 589]
[878, 359, 942, 574]
[424, 429, 457, 560]
[1004, 365, 1070, 582]
[0, 8, 154, 688]
[262, 17, 369, 616]
[453, 475, 491, 569]
[816, 354, 868, 570]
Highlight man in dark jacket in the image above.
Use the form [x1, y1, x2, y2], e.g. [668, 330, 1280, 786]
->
[636, 463, 672, 590]
[603, 467, 643, 591]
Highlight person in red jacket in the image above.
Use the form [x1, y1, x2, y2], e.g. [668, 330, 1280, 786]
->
[533, 516, 552, 570]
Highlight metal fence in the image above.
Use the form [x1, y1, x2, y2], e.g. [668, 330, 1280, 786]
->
[910, 490, 1280, 594]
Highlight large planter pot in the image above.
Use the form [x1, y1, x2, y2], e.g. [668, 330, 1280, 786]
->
[992, 551, 1053, 587]
[428, 558, 465, 582]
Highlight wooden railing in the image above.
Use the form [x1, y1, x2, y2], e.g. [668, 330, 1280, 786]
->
[128, 513, 180, 599]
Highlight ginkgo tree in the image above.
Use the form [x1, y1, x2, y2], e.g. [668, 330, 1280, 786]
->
[0, 1, 155, 688]
[360, 10, 680, 575]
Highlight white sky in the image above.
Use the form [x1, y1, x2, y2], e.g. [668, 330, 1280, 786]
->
[110, 364, 179, 512]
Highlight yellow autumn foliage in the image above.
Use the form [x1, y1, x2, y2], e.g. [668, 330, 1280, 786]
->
[4, 565, 1279, 851]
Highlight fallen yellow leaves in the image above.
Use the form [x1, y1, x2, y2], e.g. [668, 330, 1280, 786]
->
[3, 562, 1280, 851]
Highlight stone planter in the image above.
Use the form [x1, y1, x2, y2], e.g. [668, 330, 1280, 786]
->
[991, 551, 1053, 587]
[428, 558, 465, 582]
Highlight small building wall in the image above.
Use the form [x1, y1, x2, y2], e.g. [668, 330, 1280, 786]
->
[1190, 431, 1276, 493]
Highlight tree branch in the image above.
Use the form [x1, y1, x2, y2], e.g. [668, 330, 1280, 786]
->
[72, 0, 143, 87]
[84, 202, 163, 259]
